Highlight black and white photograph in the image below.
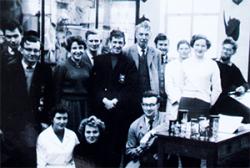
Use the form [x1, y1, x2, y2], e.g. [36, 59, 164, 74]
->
[1, 0, 250, 167]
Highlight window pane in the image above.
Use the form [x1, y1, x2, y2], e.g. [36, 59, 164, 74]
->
[193, 15, 219, 58]
[167, 16, 192, 59]
[167, 0, 193, 14]
[193, 0, 221, 14]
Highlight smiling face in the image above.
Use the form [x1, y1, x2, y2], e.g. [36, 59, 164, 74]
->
[52, 112, 68, 132]
[86, 34, 101, 52]
[193, 39, 207, 58]
[141, 96, 159, 119]
[221, 43, 235, 62]
[21, 40, 40, 66]
[156, 39, 169, 55]
[84, 125, 100, 144]
[109, 36, 125, 54]
[70, 41, 84, 61]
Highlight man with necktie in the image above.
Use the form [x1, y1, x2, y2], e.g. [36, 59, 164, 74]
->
[2, 31, 54, 167]
[154, 33, 170, 112]
[126, 91, 178, 167]
[82, 30, 102, 68]
[124, 17, 161, 98]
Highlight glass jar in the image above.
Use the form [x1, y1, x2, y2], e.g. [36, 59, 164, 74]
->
[191, 118, 199, 139]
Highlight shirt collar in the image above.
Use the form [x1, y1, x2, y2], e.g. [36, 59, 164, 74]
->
[86, 49, 94, 65]
[137, 45, 147, 56]
[21, 59, 36, 69]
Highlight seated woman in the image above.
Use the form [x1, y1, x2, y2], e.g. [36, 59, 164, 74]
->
[36, 105, 80, 168]
[74, 115, 106, 167]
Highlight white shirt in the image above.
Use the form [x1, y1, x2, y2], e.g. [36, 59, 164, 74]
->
[22, 59, 36, 92]
[36, 126, 80, 168]
[165, 59, 183, 104]
[137, 45, 147, 57]
[86, 49, 94, 66]
[181, 56, 222, 105]
[164, 59, 184, 120]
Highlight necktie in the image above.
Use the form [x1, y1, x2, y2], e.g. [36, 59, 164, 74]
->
[148, 119, 154, 130]
[27, 64, 33, 69]
[141, 49, 146, 57]
[25, 65, 34, 92]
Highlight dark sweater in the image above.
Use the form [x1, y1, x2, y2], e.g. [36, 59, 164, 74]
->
[216, 60, 248, 95]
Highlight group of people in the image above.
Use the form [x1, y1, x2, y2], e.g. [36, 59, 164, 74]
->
[1, 16, 249, 168]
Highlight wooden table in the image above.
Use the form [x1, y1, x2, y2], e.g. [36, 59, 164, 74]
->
[156, 130, 250, 168]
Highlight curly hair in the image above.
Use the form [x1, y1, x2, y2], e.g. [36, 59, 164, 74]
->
[78, 115, 105, 137]
[65, 35, 86, 52]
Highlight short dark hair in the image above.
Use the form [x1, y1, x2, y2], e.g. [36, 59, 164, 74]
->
[177, 40, 190, 50]
[2, 18, 23, 35]
[20, 30, 40, 48]
[65, 36, 86, 52]
[85, 30, 98, 40]
[142, 90, 160, 103]
[49, 104, 69, 122]
[190, 34, 211, 49]
[154, 33, 168, 46]
[222, 37, 237, 52]
[109, 29, 125, 43]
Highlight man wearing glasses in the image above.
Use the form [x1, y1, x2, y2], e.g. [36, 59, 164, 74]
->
[125, 90, 178, 167]
[2, 31, 54, 167]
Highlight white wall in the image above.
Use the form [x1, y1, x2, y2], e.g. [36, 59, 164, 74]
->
[218, 0, 250, 80]
[140, 0, 250, 80]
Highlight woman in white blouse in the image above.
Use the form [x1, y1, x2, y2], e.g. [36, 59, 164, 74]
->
[179, 34, 222, 120]
[36, 105, 79, 168]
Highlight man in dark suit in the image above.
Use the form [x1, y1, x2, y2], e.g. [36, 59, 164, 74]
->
[91, 29, 139, 167]
[1, 31, 54, 167]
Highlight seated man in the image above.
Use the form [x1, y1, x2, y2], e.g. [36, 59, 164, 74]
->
[212, 37, 249, 123]
[125, 90, 178, 167]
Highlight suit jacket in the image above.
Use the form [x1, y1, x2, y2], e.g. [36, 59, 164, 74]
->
[123, 44, 161, 94]
[91, 52, 140, 166]
[3, 61, 54, 133]
[126, 112, 166, 159]
[82, 50, 93, 69]
[2, 60, 54, 165]
[91, 52, 139, 121]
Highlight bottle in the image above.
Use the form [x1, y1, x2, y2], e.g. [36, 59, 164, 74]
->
[198, 116, 207, 140]
[191, 118, 199, 139]
[179, 109, 188, 136]
[209, 115, 220, 138]
[169, 120, 175, 135]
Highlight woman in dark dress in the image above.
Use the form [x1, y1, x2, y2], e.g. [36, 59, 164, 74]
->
[74, 115, 106, 167]
[54, 36, 92, 132]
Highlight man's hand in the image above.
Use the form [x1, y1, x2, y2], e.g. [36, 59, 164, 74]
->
[103, 97, 118, 110]
[234, 86, 246, 96]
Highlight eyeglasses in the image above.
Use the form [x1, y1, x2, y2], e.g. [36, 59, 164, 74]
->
[142, 103, 157, 107]
[23, 47, 40, 54]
